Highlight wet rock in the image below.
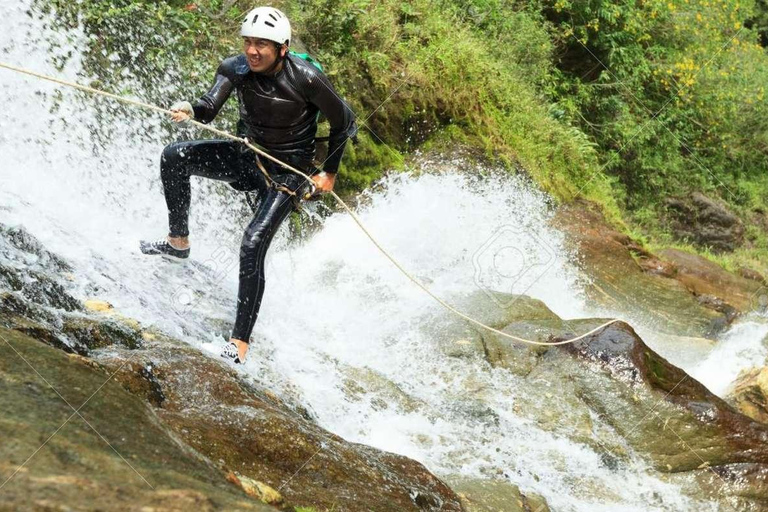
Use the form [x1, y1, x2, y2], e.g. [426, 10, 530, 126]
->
[0, 223, 72, 273]
[551, 200, 727, 337]
[0, 264, 81, 312]
[420, 291, 768, 509]
[0, 291, 59, 325]
[549, 322, 768, 472]
[483, 315, 613, 376]
[61, 314, 143, 351]
[635, 254, 677, 278]
[664, 192, 744, 252]
[340, 363, 426, 414]
[84, 299, 114, 312]
[658, 248, 763, 313]
[0, 293, 83, 353]
[1, 310, 78, 354]
[726, 367, 768, 424]
[738, 267, 767, 286]
[0, 226, 81, 313]
[509, 321, 768, 508]
[428, 295, 633, 459]
[1, 292, 147, 356]
[448, 478, 551, 512]
[0, 263, 23, 290]
[226, 473, 285, 507]
[14, 268, 82, 312]
[640, 330, 716, 369]
[111, 360, 167, 408]
[665, 462, 768, 511]
[94, 337, 463, 512]
[429, 290, 561, 364]
[0, 326, 276, 512]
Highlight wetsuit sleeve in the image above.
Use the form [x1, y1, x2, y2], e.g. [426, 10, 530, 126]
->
[305, 71, 357, 174]
[191, 61, 235, 123]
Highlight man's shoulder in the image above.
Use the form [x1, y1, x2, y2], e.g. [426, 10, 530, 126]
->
[218, 54, 249, 78]
[286, 53, 325, 80]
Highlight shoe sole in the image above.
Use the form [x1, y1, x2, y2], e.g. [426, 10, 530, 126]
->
[160, 253, 190, 262]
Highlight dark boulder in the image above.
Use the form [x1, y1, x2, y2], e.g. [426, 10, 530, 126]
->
[664, 192, 744, 252]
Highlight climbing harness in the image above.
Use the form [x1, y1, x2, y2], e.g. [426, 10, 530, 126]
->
[0, 61, 621, 347]
[248, 141, 315, 214]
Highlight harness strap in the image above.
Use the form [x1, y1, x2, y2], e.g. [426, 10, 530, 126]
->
[253, 152, 305, 213]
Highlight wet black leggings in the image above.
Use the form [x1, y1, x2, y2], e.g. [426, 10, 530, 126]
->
[160, 139, 311, 342]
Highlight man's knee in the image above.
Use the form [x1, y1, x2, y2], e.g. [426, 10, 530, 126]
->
[240, 225, 268, 254]
[161, 142, 185, 168]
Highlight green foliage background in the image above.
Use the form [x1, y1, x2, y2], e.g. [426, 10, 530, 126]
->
[32, 0, 768, 272]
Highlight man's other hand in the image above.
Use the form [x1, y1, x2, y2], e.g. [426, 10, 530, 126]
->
[309, 171, 336, 197]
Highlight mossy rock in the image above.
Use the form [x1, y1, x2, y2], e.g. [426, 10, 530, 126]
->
[61, 315, 143, 351]
[0, 326, 276, 511]
[447, 477, 551, 512]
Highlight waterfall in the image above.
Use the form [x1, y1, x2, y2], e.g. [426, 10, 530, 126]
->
[4, 1, 764, 509]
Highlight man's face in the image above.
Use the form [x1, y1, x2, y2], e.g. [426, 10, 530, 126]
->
[243, 37, 285, 72]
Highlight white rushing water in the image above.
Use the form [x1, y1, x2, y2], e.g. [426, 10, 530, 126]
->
[2, 2, 766, 510]
[689, 316, 768, 396]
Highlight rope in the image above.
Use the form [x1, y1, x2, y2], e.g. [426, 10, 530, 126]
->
[0, 61, 621, 347]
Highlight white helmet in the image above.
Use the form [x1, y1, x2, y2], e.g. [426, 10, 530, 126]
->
[241, 7, 291, 46]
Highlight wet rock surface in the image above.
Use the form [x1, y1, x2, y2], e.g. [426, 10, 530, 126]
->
[433, 289, 768, 510]
[551, 200, 729, 338]
[555, 322, 768, 469]
[0, 327, 276, 512]
[727, 366, 768, 424]
[0, 223, 80, 312]
[5, 208, 768, 510]
[93, 334, 462, 512]
[657, 248, 764, 313]
[448, 478, 551, 512]
[543, 322, 768, 509]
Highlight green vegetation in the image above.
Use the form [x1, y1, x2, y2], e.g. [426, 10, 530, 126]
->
[32, 0, 768, 274]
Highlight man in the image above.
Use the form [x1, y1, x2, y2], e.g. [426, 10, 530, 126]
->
[140, 6, 357, 364]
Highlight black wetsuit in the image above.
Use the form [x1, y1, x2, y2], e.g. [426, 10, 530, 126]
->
[161, 52, 356, 342]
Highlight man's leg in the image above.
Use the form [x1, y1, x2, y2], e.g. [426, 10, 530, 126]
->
[230, 185, 296, 349]
[160, 139, 259, 243]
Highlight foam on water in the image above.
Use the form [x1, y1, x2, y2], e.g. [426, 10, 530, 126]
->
[689, 317, 768, 395]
